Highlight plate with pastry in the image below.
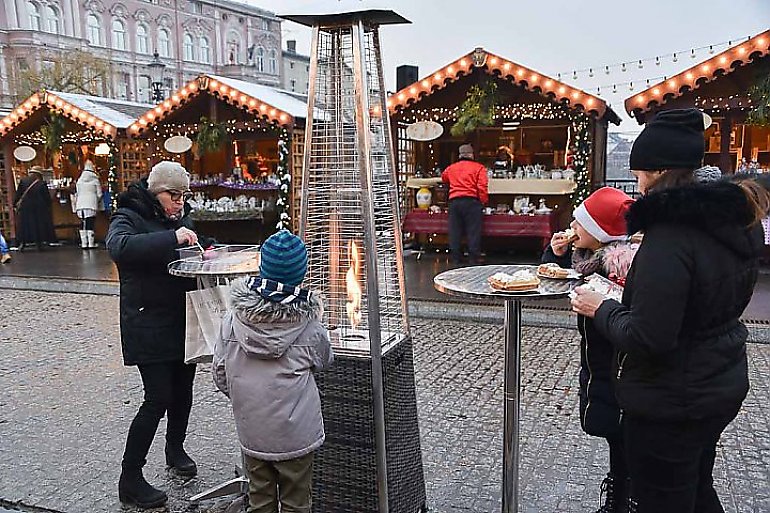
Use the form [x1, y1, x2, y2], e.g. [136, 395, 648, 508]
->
[537, 263, 581, 280]
[488, 269, 541, 293]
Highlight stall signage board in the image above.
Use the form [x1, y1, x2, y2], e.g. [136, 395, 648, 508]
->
[406, 120, 443, 141]
[165, 135, 193, 154]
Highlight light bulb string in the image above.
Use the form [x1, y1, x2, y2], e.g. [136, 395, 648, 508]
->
[551, 34, 753, 81]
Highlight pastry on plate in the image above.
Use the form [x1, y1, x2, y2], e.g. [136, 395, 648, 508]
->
[537, 262, 571, 279]
[488, 270, 541, 291]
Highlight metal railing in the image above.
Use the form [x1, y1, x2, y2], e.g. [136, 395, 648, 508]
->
[602, 179, 640, 198]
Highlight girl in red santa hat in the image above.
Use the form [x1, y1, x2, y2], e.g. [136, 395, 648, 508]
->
[542, 186, 638, 513]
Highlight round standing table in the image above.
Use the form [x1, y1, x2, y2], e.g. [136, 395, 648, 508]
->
[433, 264, 577, 513]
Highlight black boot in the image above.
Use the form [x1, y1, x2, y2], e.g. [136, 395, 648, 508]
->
[118, 466, 168, 509]
[595, 473, 627, 513]
[165, 445, 197, 477]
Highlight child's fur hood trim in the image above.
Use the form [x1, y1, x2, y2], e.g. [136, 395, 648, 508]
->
[229, 277, 324, 324]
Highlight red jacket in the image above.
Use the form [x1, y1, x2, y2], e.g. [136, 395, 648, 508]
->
[441, 159, 489, 205]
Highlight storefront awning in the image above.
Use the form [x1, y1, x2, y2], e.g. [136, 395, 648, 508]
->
[0, 90, 149, 140]
[388, 47, 620, 124]
[129, 74, 314, 135]
[625, 30, 770, 123]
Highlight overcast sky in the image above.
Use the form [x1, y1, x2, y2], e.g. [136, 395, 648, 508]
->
[251, 0, 769, 132]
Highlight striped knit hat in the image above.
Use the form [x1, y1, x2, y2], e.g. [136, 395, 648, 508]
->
[259, 230, 308, 286]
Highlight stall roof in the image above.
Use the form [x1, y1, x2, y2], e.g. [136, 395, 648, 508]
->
[625, 30, 770, 123]
[388, 47, 621, 124]
[0, 90, 150, 140]
[129, 74, 315, 135]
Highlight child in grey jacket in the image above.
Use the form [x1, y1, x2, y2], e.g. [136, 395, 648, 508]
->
[213, 230, 333, 513]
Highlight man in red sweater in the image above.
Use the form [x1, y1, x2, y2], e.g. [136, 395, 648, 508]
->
[441, 144, 489, 264]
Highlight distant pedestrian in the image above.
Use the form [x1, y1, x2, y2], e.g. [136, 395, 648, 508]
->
[0, 231, 11, 263]
[14, 166, 56, 251]
[213, 230, 333, 513]
[74, 160, 103, 249]
[107, 161, 212, 509]
[571, 108, 769, 513]
[543, 187, 637, 513]
[441, 144, 489, 264]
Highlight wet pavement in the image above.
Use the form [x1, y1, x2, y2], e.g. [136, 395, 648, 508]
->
[1, 289, 768, 513]
[1, 244, 769, 324]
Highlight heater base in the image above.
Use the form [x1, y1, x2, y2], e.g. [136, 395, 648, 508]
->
[313, 336, 426, 513]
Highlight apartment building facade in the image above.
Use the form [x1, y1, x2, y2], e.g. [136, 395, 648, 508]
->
[0, 0, 284, 108]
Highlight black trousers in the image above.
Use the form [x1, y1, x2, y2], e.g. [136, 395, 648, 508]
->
[122, 361, 196, 470]
[81, 216, 95, 230]
[624, 410, 739, 513]
[448, 197, 483, 262]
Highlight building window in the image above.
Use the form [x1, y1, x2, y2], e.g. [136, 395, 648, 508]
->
[289, 61, 294, 70]
[227, 33, 241, 64]
[256, 46, 264, 71]
[183, 33, 195, 61]
[117, 72, 130, 99]
[268, 49, 277, 74]
[136, 23, 149, 54]
[27, 2, 41, 30]
[261, 19, 269, 30]
[87, 14, 101, 45]
[290, 79, 296, 92]
[138, 74, 150, 102]
[190, 1, 202, 14]
[158, 28, 171, 57]
[163, 77, 174, 96]
[199, 36, 210, 63]
[112, 19, 127, 50]
[45, 6, 59, 33]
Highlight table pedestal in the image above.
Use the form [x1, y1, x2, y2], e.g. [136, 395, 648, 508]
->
[503, 299, 522, 513]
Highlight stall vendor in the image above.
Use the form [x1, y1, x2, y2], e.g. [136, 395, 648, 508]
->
[493, 145, 515, 175]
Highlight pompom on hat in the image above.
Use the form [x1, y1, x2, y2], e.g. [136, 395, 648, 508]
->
[259, 230, 308, 287]
[147, 161, 190, 194]
[630, 108, 709, 171]
[573, 187, 635, 243]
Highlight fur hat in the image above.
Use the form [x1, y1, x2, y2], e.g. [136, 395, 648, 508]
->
[574, 187, 635, 243]
[630, 108, 707, 171]
[458, 144, 474, 157]
[259, 230, 308, 287]
[147, 161, 190, 194]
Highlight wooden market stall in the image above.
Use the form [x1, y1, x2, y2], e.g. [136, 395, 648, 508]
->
[388, 47, 620, 252]
[0, 91, 147, 242]
[625, 30, 770, 173]
[128, 74, 308, 244]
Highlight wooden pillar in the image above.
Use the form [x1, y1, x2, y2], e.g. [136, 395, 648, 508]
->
[2, 143, 17, 239]
[719, 115, 733, 174]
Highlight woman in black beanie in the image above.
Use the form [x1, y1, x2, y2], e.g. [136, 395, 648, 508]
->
[570, 108, 769, 513]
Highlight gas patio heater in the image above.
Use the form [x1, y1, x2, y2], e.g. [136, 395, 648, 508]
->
[281, 9, 426, 513]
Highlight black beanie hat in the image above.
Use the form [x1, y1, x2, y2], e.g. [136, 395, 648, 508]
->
[629, 108, 706, 171]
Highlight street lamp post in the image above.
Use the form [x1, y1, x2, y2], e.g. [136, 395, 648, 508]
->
[148, 50, 166, 103]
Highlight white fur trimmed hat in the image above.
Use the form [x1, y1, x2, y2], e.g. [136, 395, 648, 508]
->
[573, 187, 635, 243]
[147, 161, 190, 194]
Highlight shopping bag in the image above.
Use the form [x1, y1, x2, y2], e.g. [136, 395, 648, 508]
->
[184, 285, 230, 364]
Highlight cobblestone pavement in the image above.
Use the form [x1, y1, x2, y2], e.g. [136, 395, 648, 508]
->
[0, 290, 768, 513]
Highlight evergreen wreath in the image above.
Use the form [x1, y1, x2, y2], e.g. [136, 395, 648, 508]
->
[451, 81, 498, 137]
[195, 117, 228, 156]
[41, 113, 65, 155]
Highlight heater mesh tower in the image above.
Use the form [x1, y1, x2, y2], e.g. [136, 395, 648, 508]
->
[287, 9, 426, 513]
[301, 21, 407, 351]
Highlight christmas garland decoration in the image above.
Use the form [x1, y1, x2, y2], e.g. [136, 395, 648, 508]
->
[568, 112, 592, 206]
[746, 60, 770, 126]
[275, 130, 292, 231]
[107, 141, 118, 213]
[195, 117, 228, 156]
[41, 113, 65, 156]
[451, 82, 498, 137]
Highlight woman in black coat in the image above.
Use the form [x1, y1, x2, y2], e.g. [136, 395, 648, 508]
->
[571, 109, 768, 513]
[106, 161, 209, 509]
[14, 167, 56, 250]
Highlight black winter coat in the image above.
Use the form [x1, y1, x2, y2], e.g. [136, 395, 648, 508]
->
[542, 245, 633, 438]
[14, 176, 56, 244]
[107, 180, 201, 366]
[595, 180, 762, 422]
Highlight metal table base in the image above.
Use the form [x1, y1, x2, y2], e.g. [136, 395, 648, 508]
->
[434, 265, 576, 513]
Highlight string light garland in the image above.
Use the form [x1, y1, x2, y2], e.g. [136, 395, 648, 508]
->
[395, 103, 572, 124]
[275, 133, 291, 231]
[568, 113, 592, 206]
[551, 34, 755, 82]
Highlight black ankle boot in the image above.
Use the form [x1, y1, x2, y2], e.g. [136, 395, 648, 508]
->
[595, 473, 628, 513]
[165, 445, 197, 477]
[118, 468, 167, 509]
